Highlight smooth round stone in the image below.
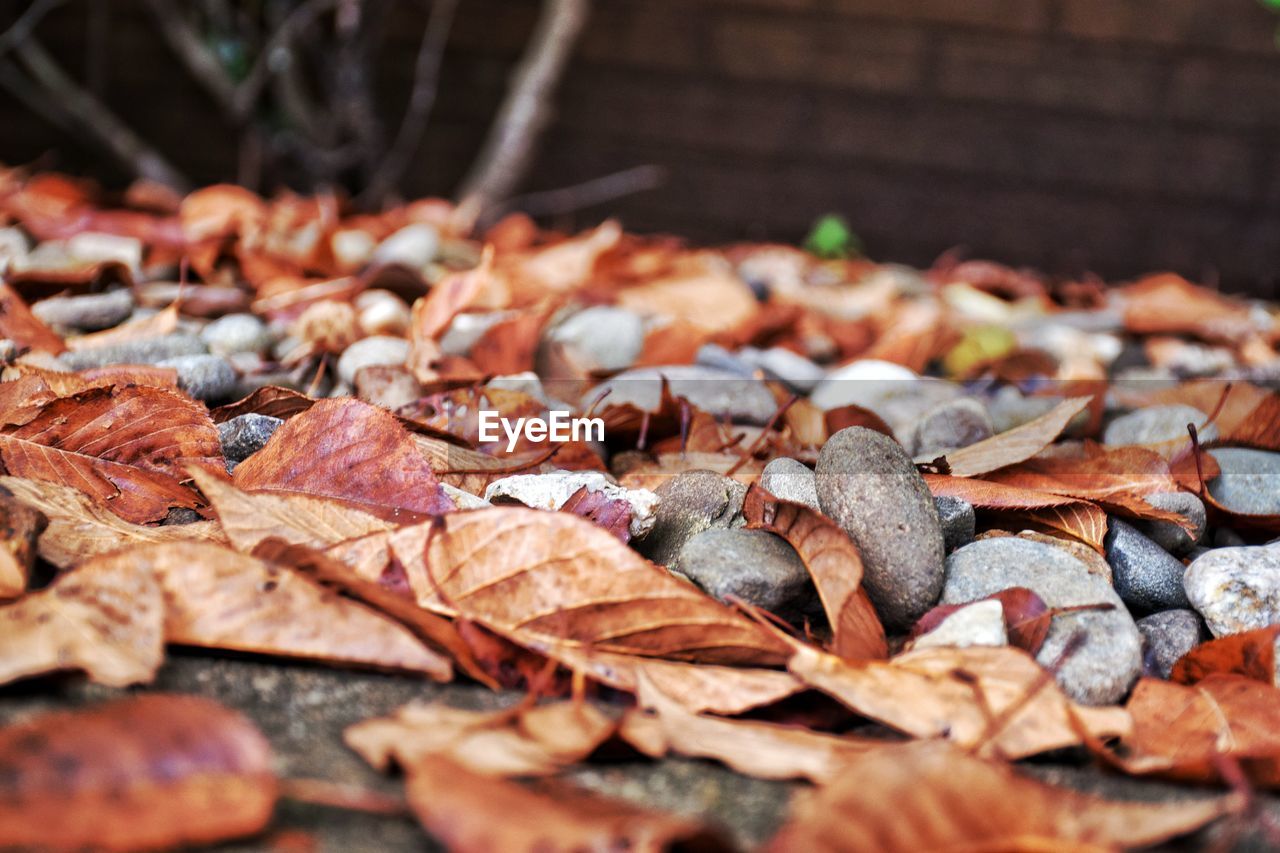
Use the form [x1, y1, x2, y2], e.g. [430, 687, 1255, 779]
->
[1136, 609, 1206, 680]
[1103, 404, 1217, 447]
[157, 353, 237, 402]
[1184, 545, 1280, 637]
[909, 599, 1007, 651]
[439, 310, 517, 356]
[200, 313, 273, 356]
[585, 366, 779, 425]
[355, 290, 412, 337]
[910, 397, 994, 458]
[816, 426, 945, 629]
[634, 470, 747, 568]
[694, 343, 753, 377]
[544, 306, 645, 373]
[372, 223, 439, 269]
[337, 336, 411, 385]
[934, 496, 976, 552]
[31, 288, 134, 331]
[1133, 492, 1205, 556]
[809, 359, 918, 412]
[675, 528, 815, 620]
[942, 537, 1142, 705]
[57, 332, 207, 370]
[738, 347, 826, 394]
[759, 457, 820, 512]
[986, 387, 1062, 433]
[218, 413, 283, 470]
[1104, 519, 1191, 612]
[1207, 448, 1280, 516]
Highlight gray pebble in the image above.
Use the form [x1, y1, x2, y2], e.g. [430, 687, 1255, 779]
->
[57, 333, 207, 370]
[934, 495, 976, 552]
[738, 347, 826, 394]
[372, 223, 438, 268]
[1104, 518, 1191, 612]
[759, 457, 820, 512]
[986, 386, 1062, 433]
[1136, 609, 1206, 679]
[1133, 492, 1205, 556]
[910, 397, 994, 458]
[31, 288, 134, 331]
[634, 470, 746, 568]
[218, 413, 284, 469]
[943, 537, 1142, 705]
[1207, 448, 1280, 516]
[200, 313, 274, 356]
[158, 353, 237, 402]
[675, 528, 815, 620]
[1184, 544, 1280, 637]
[816, 426, 945, 629]
[695, 343, 754, 377]
[337, 336, 411, 385]
[544, 306, 644, 373]
[1103, 404, 1216, 447]
[440, 311, 517, 357]
[586, 366, 779, 425]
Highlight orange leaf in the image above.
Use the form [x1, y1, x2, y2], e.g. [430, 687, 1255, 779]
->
[939, 396, 1092, 477]
[1170, 625, 1280, 686]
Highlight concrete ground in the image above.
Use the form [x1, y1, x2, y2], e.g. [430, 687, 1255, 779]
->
[1, 653, 1277, 852]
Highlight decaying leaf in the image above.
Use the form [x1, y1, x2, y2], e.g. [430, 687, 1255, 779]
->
[0, 694, 277, 851]
[346, 700, 616, 776]
[0, 280, 64, 353]
[766, 740, 1230, 853]
[0, 484, 45, 598]
[0, 553, 163, 687]
[1170, 625, 1280, 686]
[938, 396, 1092, 477]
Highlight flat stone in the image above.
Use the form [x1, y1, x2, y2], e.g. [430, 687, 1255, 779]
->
[935, 496, 976, 552]
[695, 343, 754, 377]
[910, 599, 1007, 651]
[1133, 492, 1205, 556]
[544, 305, 645, 373]
[586, 366, 779, 425]
[57, 332, 207, 370]
[1207, 448, 1280, 516]
[31, 288, 134, 331]
[1104, 519, 1191, 612]
[439, 311, 517, 356]
[355, 290, 412, 337]
[943, 537, 1142, 705]
[484, 470, 658, 539]
[675, 528, 815, 620]
[1136, 609, 1206, 679]
[1184, 544, 1280, 637]
[738, 347, 825, 394]
[634, 471, 746, 568]
[372, 223, 438, 269]
[910, 396, 994, 458]
[816, 426, 945, 629]
[759, 457, 819, 512]
[218, 414, 284, 470]
[157, 353, 237, 402]
[811, 361, 962, 442]
[986, 387, 1064, 434]
[200, 313, 274, 355]
[337, 336, 411, 385]
[1103, 404, 1217, 447]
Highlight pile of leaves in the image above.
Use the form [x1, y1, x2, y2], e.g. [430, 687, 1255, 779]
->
[1, 167, 1280, 851]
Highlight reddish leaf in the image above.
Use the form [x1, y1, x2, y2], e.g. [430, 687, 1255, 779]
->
[0, 485, 44, 599]
[0, 280, 64, 353]
[1170, 625, 1280, 686]
[559, 485, 634, 542]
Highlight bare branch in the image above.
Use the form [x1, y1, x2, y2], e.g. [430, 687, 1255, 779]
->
[457, 0, 590, 216]
[142, 0, 241, 117]
[482, 164, 666, 227]
[0, 0, 65, 61]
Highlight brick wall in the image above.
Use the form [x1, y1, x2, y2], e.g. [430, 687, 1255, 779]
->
[4, 0, 1280, 292]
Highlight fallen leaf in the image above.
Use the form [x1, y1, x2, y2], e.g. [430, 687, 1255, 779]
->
[939, 396, 1092, 477]
[0, 474, 227, 569]
[0, 694, 277, 851]
[766, 739, 1229, 852]
[233, 397, 454, 520]
[742, 484, 887, 660]
[1222, 391, 1280, 452]
[346, 700, 615, 776]
[559, 484, 634, 542]
[0, 280, 64, 353]
[0, 384, 223, 523]
[0, 550, 163, 687]
[0, 484, 45, 598]
[994, 501, 1111, 553]
[1121, 273, 1257, 343]
[1170, 625, 1280, 686]
[63, 302, 179, 352]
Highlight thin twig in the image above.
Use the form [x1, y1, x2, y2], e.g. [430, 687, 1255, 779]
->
[482, 164, 667, 226]
[0, 0, 65, 61]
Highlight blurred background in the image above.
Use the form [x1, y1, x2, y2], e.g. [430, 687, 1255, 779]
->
[1, 0, 1279, 293]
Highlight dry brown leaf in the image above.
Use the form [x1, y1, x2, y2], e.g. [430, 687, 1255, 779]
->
[1121, 273, 1257, 343]
[742, 484, 887, 660]
[0, 550, 163, 687]
[346, 700, 615, 776]
[787, 641, 1131, 760]
[63, 302, 179, 352]
[0, 694, 277, 852]
[992, 501, 1111, 553]
[0, 384, 224, 523]
[232, 397, 454, 519]
[0, 474, 227, 569]
[0, 280, 64, 353]
[1170, 625, 1280, 686]
[91, 541, 452, 680]
[615, 263, 759, 334]
[3, 362, 179, 396]
[401, 754, 730, 853]
[498, 220, 622, 303]
[0, 484, 44, 598]
[325, 507, 790, 666]
[766, 739, 1230, 853]
[190, 465, 393, 553]
[940, 396, 1092, 477]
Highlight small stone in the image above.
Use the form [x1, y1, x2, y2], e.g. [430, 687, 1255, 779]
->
[441, 483, 491, 510]
[218, 414, 283, 469]
[634, 471, 746, 568]
[372, 223, 438, 269]
[355, 290, 412, 337]
[1207, 448, 1280, 516]
[1132, 492, 1205, 556]
[811, 360, 962, 441]
[910, 600, 1007, 651]
[694, 343, 753, 377]
[816, 426, 945, 629]
[910, 397, 994, 458]
[486, 372, 554, 406]
[934, 496, 975, 552]
[336, 336, 411, 385]
[943, 537, 1142, 704]
[1103, 404, 1217, 447]
[738, 347, 826, 394]
[67, 231, 143, 272]
[57, 332, 207, 370]
[759, 457, 819, 512]
[675, 528, 815, 619]
[1184, 544, 1280, 637]
[544, 306, 645, 373]
[986, 386, 1062, 433]
[586, 366, 779, 425]
[199, 313, 273, 356]
[1136, 610, 1206, 679]
[484, 470, 658, 539]
[440, 311, 517, 356]
[1104, 519, 1191, 612]
[31, 289, 134, 331]
[158, 354, 237, 402]
[162, 507, 202, 525]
